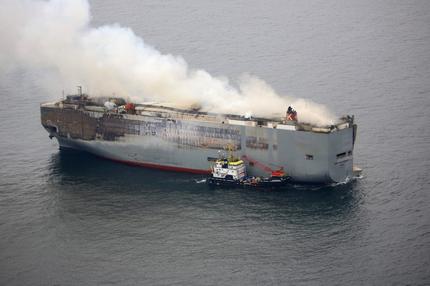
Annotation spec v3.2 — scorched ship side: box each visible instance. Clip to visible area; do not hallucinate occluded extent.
[40,94,358,183]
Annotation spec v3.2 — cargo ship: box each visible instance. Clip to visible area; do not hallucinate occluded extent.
[40,88,358,183]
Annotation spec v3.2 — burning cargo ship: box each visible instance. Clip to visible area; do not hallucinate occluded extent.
[40,89,358,183]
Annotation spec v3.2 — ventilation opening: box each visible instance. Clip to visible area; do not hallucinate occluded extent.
[336,152,346,159]
[305,154,314,160]
[46,125,58,134]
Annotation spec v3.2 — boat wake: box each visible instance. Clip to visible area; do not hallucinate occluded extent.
[329,174,363,187]
[195,179,207,184]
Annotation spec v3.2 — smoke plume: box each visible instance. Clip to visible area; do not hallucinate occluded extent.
[0,0,338,126]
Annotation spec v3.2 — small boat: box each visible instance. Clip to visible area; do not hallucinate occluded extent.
[207,151,291,189]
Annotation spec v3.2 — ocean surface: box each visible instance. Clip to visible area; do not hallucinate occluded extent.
[1,0,430,285]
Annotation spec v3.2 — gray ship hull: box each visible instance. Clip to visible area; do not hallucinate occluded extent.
[41,100,356,183]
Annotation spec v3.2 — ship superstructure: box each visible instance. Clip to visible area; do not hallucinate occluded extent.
[212,158,247,181]
[41,91,358,183]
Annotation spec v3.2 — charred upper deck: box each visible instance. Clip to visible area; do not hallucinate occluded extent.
[41,93,356,152]
[41,94,355,133]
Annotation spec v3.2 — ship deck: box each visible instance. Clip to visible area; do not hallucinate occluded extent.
[41,95,354,134]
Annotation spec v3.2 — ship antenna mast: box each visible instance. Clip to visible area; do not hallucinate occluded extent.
[226,143,237,162]
[77,85,82,98]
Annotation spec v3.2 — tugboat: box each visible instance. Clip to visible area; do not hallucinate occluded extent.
[207,146,291,189]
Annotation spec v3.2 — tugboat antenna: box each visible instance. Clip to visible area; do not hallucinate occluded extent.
[226,143,236,162]
[77,85,82,97]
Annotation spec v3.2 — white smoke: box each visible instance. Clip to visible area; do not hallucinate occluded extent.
[0,0,338,126]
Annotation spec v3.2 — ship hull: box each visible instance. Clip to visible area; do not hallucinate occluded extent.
[56,136,211,174]
[41,103,356,183]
